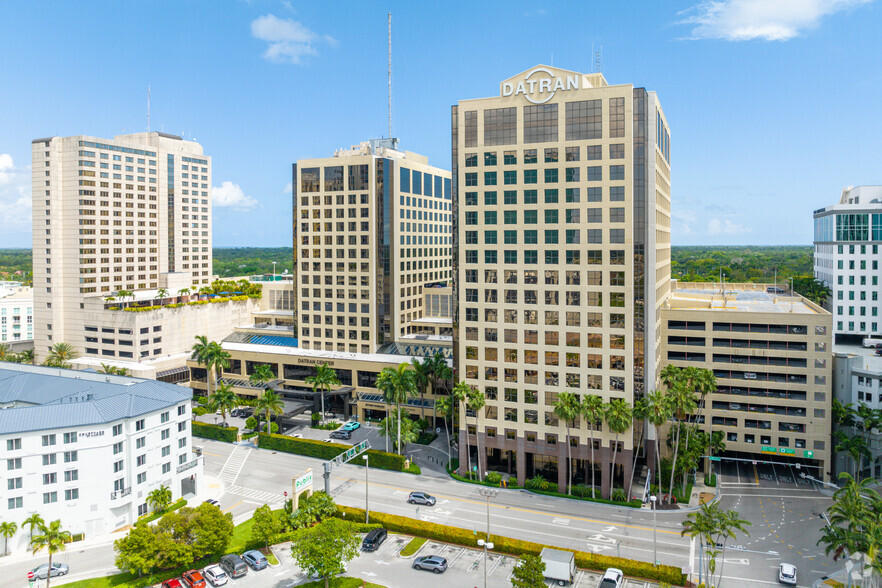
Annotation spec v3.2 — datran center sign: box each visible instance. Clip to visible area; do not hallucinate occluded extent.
[501,67,580,104]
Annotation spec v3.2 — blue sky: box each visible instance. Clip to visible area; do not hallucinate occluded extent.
[1,0,881,249]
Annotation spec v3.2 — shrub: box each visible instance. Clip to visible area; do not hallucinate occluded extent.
[231,295,249,301]
[485,472,502,485]
[192,421,238,443]
[311,413,321,426]
[400,537,427,557]
[270,422,279,434]
[193,406,208,416]
[209,297,231,304]
[167,303,184,308]
[611,488,627,502]
[525,475,554,492]
[245,416,257,430]
[196,396,209,405]
[107,306,120,310]
[571,484,594,498]
[257,432,406,472]
[135,498,187,526]
[188,300,209,306]
[333,505,685,585]
[123,305,161,312]
[704,473,717,487]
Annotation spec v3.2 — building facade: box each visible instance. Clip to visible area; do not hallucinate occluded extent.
[293,139,452,354]
[32,132,213,366]
[0,285,33,343]
[660,282,833,480]
[832,347,882,479]
[452,66,672,496]
[0,364,200,553]
[813,185,882,341]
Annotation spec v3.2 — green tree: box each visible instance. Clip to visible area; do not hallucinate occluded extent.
[255,388,284,433]
[249,363,275,389]
[792,275,831,306]
[511,553,546,588]
[114,523,158,578]
[209,381,239,425]
[376,363,416,455]
[147,484,172,513]
[466,384,487,479]
[290,518,361,588]
[251,504,282,549]
[30,519,71,588]
[291,491,338,529]
[44,342,77,368]
[835,431,870,481]
[411,356,432,422]
[681,502,751,587]
[378,408,421,454]
[305,363,340,426]
[580,394,605,498]
[627,397,650,500]
[605,398,633,498]
[191,336,231,398]
[156,288,169,306]
[663,366,697,498]
[0,343,10,362]
[0,520,16,555]
[435,395,454,470]
[643,389,671,495]
[23,512,45,542]
[553,391,581,495]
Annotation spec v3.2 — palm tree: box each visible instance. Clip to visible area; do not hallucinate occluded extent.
[691,369,718,473]
[580,394,605,498]
[666,374,697,499]
[626,397,650,500]
[98,363,128,376]
[835,431,870,480]
[249,363,276,390]
[0,343,10,361]
[411,357,432,422]
[147,484,172,513]
[605,398,633,498]
[426,351,452,424]
[681,502,751,585]
[553,391,581,495]
[18,348,34,364]
[466,385,486,480]
[376,363,416,455]
[45,342,77,368]
[23,513,45,543]
[855,403,881,480]
[644,389,672,494]
[209,382,239,425]
[0,521,16,555]
[435,395,454,470]
[116,289,133,309]
[156,288,169,306]
[305,363,340,426]
[30,519,71,588]
[178,287,191,299]
[255,389,284,434]
[452,381,474,477]
[191,336,231,399]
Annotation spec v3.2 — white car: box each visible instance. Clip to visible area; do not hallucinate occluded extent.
[203,564,228,586]
[598,567,624,588]
[778,563,797,585]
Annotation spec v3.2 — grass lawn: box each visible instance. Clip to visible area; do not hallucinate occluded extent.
[399,537,427,557]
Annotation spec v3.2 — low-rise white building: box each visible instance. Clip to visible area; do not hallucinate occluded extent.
[0,363,201,553]
[0,285,33,343]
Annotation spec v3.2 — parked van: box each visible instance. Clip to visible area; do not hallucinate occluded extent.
[219,554,248,579]
[863,338,882,348]
[362,528,387,551]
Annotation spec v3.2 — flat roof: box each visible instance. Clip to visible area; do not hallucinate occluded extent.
[0,364,191,434]
[220,341,450,366]
[834,343,882,374]
[669,289,818,315]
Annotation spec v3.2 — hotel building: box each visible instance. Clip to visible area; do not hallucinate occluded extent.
[451,66,672,496]
[813,185,882,341]
[660,282,832,481]
[0,284,33,343]
[0,363,200,553]
[31,132,253,378]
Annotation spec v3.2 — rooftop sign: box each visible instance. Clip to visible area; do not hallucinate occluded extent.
[501,67,580,105]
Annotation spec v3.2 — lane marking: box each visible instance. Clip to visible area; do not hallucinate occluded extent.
[222,500,243,514]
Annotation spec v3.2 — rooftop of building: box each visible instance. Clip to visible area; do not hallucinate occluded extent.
[0,363,191,435]
[814,185,882,215]
[667,281,826,315]
[217,340,452,366]
[0,286,32,300]
[834,343,882,374]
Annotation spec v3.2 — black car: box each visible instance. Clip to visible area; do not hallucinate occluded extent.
[362,528,387,551]
[329,430,351,440]
[239,407,254,418]
[407,491,436,506]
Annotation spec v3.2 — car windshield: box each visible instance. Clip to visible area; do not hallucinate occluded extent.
[599,581,618,588]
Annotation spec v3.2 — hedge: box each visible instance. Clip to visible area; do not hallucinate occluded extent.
[135,498,188,526]
[333,505,685,586]
[257,433,407,472]
[123,305,161,312]
[192,421,239,443]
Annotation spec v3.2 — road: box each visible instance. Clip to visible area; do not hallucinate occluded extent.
[0,426,837,588]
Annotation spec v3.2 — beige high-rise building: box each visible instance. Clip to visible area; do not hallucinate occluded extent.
[452,66,672,496]
[294,139,453,354]
[661,282,832,481]
[31,132,226,373]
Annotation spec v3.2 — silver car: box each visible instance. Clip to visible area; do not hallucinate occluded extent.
[31,563,69,579]
[778,563,797,585]
[408,491,436,506]
[203,564,228,586]
[413,555,447,574]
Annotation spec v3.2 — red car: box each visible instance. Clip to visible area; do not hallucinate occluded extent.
[161,580,183,588]
[181,570,207,588]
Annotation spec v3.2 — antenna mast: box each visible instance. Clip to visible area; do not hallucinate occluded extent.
[387,12,392,139]
[593,45,602,74]
[147,85,151,132]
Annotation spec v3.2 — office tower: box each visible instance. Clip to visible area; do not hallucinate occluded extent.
[451,66,671,496]
[31,132,244,377]
[661,281,832,481]
[293,139,453,354]
[813,185,882,341]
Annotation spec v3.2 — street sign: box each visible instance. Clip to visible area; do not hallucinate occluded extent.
[709,456,721,462]
[295,470,313,493]
[27,571,35,580]
[803,450,814,458]
[284,491,288,497]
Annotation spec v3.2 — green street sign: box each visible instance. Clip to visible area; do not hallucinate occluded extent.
[803,450,814,458]
[709,456,721,462]
[779,448,795,455]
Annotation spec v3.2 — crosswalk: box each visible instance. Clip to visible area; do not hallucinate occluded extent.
[217,445,250,485]
[226,484,286,506]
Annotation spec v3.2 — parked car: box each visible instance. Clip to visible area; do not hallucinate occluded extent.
[778,563,797,585]
[203,564,228,586]
[203,498,220,507]
[598,567,624,588]
[161,580,183,588]
[330,430,352,440]
[408,491,436,506]
[342,421,361,431]
[219,554,248,578]
[241,550,268,570]
[362,528,387,551]
[413,555,447,573]
[30,563,69,579]
[239,407,254,418]
[181,569,207,588]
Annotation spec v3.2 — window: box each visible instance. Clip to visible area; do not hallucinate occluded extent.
[523,104,558,143]
[43,454,56,466]
[64,450,78,463]
[43,472,57,485]
[113,423,123,436]
[135,419,145,431]
[565,99,601,140]
[586,166,601,182]
[65,488,79,501]
[6,438,21,451]
[8,497,22,509]
[42,434,56,446]
[7,477,22,490]
[113,441,124,454]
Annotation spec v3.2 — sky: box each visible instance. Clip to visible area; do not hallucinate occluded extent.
[1,0,881,249]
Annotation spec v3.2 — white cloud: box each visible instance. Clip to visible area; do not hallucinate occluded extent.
[251,14,336,64]
[211,181,259,210]
[707,217,752,235]
[0,154,33,241]
[283,182,292,194]
[680,0,873,41]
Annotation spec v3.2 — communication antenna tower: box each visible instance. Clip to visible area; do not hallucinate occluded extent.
[387,13,392,139]
[147,85,151,132]
[593,45,602,74]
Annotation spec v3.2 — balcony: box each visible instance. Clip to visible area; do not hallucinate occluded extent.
[110,487,132,501]
[177,458,200,474]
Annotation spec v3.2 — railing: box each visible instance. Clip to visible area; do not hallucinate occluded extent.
[177,458,200,474]
[110,487,132,500]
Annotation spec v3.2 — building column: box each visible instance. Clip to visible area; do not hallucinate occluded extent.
[516,436,527,487]
[600,445,612,499]
[458,427,469,476]
[621,448,634,500]
[478,434,488,479]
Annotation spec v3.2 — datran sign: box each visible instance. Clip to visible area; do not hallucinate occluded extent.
[501,67,581,104]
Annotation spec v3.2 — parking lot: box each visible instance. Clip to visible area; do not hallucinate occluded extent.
[716,456,820,489]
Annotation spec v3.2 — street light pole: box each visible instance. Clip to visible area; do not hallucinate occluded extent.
[363,454,369,523]
[477,488,498,588]
[650,494,658,566]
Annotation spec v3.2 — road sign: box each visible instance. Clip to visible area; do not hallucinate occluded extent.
[709,456,721,462]
[27,571,34,580]
[284,491,288,497]
[803,450,814,458]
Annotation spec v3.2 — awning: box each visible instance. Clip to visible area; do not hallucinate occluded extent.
[156,366,190,378]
